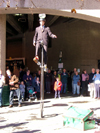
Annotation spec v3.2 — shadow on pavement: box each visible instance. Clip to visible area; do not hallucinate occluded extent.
[68,101,90,103]
[25,115,46,121]
[0,120,6,122]
[0,122,28,129]
[90,107,100,111]
[44,103,68,108]
[13,130,41,133]
[52,103,68,106]
[43,113,59,118]
[13,100,50,107]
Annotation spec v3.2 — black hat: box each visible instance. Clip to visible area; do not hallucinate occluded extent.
[39,18,46,22]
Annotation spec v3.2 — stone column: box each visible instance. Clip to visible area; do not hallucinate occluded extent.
[0,15,6,75]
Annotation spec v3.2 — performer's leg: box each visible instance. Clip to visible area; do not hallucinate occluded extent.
[35,44,40,57]
[43,45,47,64]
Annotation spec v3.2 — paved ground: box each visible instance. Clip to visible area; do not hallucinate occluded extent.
[0,93,100,133]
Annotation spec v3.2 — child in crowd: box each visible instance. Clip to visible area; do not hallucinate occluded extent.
[19,81,25,100]
[34,77,40,99]
[54,77,62,99]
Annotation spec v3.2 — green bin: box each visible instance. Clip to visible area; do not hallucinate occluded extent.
[63,106,95,131]
[2,85,10,106]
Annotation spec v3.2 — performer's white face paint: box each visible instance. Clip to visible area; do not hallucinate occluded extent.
[40,20,45,26]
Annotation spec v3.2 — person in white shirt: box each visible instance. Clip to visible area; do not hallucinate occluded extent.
[92,69,100,99]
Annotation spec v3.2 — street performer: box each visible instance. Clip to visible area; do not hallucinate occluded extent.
[33,14,57,71]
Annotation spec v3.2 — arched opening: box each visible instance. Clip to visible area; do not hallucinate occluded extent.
[6,9,100,73]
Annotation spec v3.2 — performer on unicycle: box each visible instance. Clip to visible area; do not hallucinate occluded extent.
[33,14,57,72]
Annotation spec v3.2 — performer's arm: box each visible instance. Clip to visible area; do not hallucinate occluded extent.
[47,27,57,38]
[33,28,38,46]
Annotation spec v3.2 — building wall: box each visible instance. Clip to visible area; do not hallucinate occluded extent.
[6,40,22,58]
[47,19,100,73]
[6,19,100,73]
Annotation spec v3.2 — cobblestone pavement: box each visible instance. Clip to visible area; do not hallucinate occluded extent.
[0,94,100,133]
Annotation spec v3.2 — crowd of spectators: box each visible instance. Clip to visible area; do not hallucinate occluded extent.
[0,64,100,107]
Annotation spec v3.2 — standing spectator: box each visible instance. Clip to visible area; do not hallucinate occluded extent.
[73,71,80,95]
[23,70,33,88]
[61,69,68,94]
[81,70,89,96]
[32,73,37,88]
[19,67,25,82]
[19,81,25,100]
[71,68,77,94]
[6,70,21,107]
[89,68,96,98]
[9,63,14,73]
[92,69,100,99]
[5,69,10,85]
[0,70,5,107]
[34,77,40,99]
[51,71,58,93]
[13,63,19,78]
[54,77,62,99]
[23,70,33,99]
[45,69,52,93]
[37,70,41,81]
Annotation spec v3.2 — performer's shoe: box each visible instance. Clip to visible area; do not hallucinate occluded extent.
[44,64,48,72]
[37,61,41,67]
[33,56,39,63]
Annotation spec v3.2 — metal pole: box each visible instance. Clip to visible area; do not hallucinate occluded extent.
[40,43,44,118]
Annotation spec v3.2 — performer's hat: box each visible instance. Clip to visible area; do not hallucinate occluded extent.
[39,13,46,22]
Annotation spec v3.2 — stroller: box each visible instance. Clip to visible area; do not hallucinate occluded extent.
[27,86,37,101]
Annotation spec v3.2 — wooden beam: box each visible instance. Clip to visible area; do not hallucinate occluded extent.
[6,27,15,36]
[28,14,34,31]
[6,15,23,33]
[47,16,59,27]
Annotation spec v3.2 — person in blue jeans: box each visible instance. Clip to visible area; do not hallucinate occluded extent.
[0,70,5,107]
[61,69,68,94]
[73,71,80,95]
[92,69,100,99]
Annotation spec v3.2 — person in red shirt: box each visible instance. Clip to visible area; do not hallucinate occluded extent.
[54,77,62,99]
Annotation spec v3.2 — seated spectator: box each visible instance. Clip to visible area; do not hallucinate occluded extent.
[19,81,25,101]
